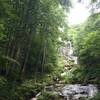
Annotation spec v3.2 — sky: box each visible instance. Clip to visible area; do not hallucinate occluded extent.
[68,0,90,25]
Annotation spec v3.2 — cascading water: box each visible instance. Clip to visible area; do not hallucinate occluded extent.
[59,41,98,100]
[60,84,98,100]
[59,40,78,66]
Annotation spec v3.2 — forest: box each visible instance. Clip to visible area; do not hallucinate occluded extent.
[0,0,100,100]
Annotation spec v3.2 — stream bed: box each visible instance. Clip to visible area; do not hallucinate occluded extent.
[60,84,98,100]
[31,84,98,100]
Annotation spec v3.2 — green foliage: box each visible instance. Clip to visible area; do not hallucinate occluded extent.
[62,66,85,84]
[79,31,100,66]
[0,77,18,100]
[0,0,71,99]
[16,80,44,100]
[72,13,100,84]
[87,93,100,100]
[0,76,9,100]
[37,91,60,100]
[0,0,70,77]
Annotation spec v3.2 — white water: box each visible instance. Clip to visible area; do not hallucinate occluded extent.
[59,41,78,65]
[60,84,98,100]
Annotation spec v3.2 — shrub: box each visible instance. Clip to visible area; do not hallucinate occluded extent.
[88,93,100,100]
[17,80,44,100]
[37,91,60,100]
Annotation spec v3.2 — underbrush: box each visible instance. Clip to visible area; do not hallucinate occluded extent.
[37,91,62,100]
[88,93,100,100]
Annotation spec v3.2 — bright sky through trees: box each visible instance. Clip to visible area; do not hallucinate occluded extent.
[68,1,90,25]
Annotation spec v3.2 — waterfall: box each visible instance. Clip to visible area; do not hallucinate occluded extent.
[59,40,78,64]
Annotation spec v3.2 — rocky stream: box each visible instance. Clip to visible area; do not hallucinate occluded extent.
[31,41,99,100]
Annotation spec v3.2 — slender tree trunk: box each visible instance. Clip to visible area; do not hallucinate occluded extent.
[42,39,46,73]
[21,27,34,78]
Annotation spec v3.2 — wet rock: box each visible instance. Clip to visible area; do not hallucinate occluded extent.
[60,84,98,100]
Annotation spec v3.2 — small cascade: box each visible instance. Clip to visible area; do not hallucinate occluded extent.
[59,40,78,66]
[60,84,98,100]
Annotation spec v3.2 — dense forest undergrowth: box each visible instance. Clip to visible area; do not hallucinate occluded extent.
[0,0,100,100]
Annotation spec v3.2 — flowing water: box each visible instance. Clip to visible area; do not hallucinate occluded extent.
[60,84,98,100]
[59,41,98,100]
[60,41,78,65]
[31,41,98,100]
